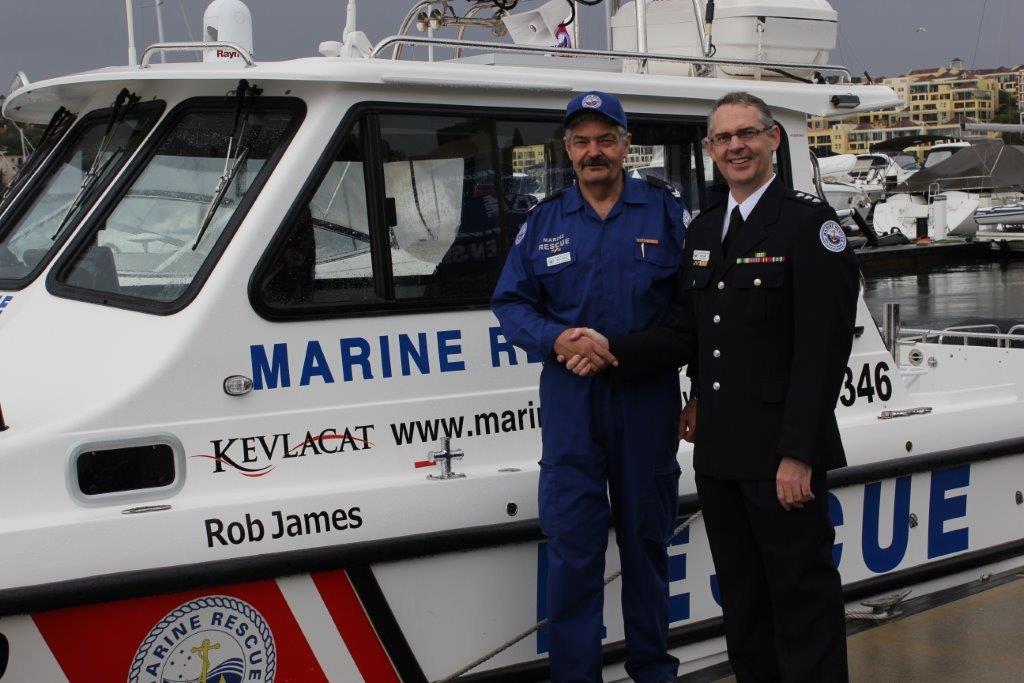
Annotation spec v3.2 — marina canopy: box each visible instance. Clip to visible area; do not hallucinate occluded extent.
[897,140,1024,193]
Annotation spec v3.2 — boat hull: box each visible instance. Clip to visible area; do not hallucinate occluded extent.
[3,448,1024,682]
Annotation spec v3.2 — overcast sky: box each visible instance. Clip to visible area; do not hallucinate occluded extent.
[0,0,1020,83]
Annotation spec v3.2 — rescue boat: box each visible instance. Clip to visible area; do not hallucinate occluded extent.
[1,1,1023,681]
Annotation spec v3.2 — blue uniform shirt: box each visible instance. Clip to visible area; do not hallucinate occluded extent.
[492,175,689,359]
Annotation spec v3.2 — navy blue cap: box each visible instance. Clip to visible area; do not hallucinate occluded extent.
[563,91,628,130]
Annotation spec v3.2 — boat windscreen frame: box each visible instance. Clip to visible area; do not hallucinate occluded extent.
[45,95,306,315]
[248,100,792,322]
[0,100,166,292]
[0,107,76,224]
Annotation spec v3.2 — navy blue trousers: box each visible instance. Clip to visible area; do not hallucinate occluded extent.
[539,365,681,683]
[696,474,848,683]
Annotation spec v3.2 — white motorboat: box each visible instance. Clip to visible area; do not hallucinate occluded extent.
[848,153,918,200]
[1,2,1023,681]
[872,140,1024,240]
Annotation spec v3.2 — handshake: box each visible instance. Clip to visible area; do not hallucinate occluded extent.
[553,327,698,443]
[554,327,618,377]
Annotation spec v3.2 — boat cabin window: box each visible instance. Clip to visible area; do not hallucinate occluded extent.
[48,97,304,312]
[0,101,163,290]
[893,154,920,172]
[0,107,76,223]
[254,107,715,319]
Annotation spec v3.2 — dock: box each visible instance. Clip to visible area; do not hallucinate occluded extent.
[694,565,1024,682]
[855,239,1011,272]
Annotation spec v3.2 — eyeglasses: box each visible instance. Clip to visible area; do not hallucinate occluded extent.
[707,126,774,147]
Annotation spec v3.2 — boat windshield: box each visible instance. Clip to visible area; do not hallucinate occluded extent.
[924,148,959,168]
[0,107,76,219]
[54,98,301,307]
[892,154,920,171]
[0,100,162,287]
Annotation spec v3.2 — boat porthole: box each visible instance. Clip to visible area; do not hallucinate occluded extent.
[905,441,913,452]
[1015,491,1023,505]
[908,513,919,528]
[506,502,518,517]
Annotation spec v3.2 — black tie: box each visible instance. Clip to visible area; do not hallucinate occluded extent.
[723,206,743,255]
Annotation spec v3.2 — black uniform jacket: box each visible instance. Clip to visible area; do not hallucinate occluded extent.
[609,178,860,479]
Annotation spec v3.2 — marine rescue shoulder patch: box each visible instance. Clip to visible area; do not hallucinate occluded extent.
[819,220,847,252]
[514,223,527,245]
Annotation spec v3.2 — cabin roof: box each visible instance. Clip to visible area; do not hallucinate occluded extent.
[4,55,902,124]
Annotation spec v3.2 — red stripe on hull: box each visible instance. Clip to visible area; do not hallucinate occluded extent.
[311,569,401,683]
[31,579,326,681]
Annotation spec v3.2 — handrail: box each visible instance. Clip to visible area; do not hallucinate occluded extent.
[937,324,1000,346]
[139,42,255,68]
[902,326,1024,349]
[394,0,438,60]
[371,35,852,81]
[689,0,713,57]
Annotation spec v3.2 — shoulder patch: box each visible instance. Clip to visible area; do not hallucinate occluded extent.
[819,220,847,252]
[514,223,527,245]
[789,190,824,206]
[645,174,681,197]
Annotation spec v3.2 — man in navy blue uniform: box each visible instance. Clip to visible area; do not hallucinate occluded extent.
[567,92,857,681]
[491,91,689,682]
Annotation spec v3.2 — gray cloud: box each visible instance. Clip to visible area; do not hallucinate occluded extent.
[0,0,1020,83]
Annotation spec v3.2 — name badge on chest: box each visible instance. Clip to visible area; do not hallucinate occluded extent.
[546,251,572,267]
[692,249,711,267]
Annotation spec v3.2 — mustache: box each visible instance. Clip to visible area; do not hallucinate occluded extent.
[582,157,610,167]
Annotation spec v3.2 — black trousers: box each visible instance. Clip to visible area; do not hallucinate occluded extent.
[695,474,848,683]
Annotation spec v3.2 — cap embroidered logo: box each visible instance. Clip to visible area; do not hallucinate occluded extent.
[582,94,602,109]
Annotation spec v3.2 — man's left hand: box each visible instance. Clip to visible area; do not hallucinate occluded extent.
[776,457,814,511]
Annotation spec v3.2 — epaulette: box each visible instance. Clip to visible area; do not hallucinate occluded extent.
[536,188,565,206]
[787,189,825,206]
[645,174,681,198]
[697,195,727,216]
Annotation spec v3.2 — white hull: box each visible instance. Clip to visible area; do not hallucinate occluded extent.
[871,191,1024,239]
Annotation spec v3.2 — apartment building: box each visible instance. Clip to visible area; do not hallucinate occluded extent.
[811,58,1020,157]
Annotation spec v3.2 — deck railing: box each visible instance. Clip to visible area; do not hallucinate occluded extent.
[370,35,853,82]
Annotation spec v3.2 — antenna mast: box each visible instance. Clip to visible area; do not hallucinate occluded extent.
[126,0,138,66]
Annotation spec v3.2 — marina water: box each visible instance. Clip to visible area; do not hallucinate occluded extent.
[863,261,1024,330]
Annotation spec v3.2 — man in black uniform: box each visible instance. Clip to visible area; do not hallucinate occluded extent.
[563,91,858,681]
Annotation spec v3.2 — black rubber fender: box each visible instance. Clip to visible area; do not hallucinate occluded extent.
[0,630,8,679]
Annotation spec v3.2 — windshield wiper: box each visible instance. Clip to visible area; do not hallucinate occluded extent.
[0,106,75,214]
[52,89,139,239]
[193,79,261,250]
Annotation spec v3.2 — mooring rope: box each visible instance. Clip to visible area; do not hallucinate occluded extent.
[434,511,704,683]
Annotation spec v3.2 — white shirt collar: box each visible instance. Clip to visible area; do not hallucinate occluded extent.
[722,174,776,238]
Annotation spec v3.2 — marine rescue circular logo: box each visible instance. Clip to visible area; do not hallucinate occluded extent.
[582,93,602,109]
[819,220,847,252]
[129,595,276,683]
